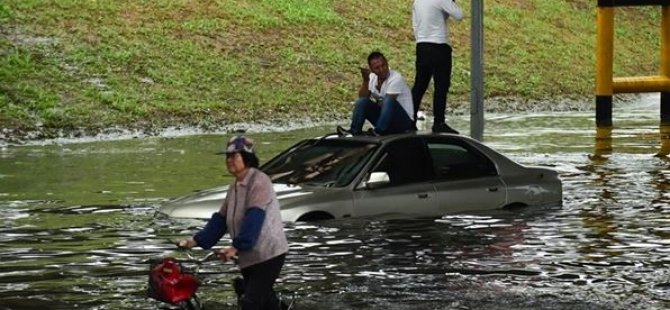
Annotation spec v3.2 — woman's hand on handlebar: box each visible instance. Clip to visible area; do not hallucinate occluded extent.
[216,246,239,262]
[176,238,197,249]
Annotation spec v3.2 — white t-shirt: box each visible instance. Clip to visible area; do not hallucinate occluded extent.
[413,0,464,45]
[368,70,414,121]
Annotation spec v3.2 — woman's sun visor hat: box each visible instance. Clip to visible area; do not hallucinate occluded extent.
[217,135,255,154]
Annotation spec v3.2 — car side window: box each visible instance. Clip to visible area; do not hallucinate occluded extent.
[370,138,433,186]
[427,140,498,181]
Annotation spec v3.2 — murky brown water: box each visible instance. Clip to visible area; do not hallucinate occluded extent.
[1,95,670,309]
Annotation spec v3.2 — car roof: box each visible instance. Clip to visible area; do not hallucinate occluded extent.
[319,131,468,143]
[315,131,526,172]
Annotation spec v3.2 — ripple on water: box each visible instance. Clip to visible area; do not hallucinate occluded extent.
[3,103,670,308]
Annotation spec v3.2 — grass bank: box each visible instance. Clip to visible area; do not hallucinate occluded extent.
[0,0,663,138]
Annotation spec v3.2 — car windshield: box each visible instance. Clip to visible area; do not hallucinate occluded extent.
[262,138,379,187]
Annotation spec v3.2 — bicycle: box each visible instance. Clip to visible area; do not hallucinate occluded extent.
[146,246,295,310]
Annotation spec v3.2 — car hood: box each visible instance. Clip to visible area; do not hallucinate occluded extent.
[157,183,313,219]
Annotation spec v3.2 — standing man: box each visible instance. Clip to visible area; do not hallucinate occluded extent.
[412,0,464,134]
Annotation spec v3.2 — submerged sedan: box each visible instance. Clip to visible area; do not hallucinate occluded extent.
[157,132,562,222]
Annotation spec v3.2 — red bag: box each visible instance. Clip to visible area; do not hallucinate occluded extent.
[147,257,200,304]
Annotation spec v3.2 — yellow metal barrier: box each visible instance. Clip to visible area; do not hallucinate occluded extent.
[612,76,670,94]
[595,1,670,158]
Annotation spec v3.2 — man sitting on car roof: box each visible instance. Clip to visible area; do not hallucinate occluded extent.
[337,51,416,136]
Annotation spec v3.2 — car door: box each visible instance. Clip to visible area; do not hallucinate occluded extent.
[426,137,506,214]
[352,137,438,218]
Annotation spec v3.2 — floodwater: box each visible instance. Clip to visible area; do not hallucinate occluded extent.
[1,94,670,309]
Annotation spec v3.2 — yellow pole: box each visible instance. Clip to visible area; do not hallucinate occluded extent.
[659,6,670,156]
[595,7,614,157]
[662,6,669,78]
[596,7,615,97]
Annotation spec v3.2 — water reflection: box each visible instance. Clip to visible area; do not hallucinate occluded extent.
[2,98,670,309]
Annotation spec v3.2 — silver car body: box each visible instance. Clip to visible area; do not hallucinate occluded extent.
[157,133,562,222]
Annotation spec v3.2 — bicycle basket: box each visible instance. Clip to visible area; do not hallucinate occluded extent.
[147,257,200,304]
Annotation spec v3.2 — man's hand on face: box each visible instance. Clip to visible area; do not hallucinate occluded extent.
[360,67,371,81]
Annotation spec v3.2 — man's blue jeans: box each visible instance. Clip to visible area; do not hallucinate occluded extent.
[350,97,415,135]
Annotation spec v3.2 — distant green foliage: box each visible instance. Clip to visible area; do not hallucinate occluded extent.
[0,0,664,132]
[260,0,340,24]
[219,0,340,27]
[0,3,12,22]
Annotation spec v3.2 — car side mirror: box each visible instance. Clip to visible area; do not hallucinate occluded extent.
[363,171,390,189]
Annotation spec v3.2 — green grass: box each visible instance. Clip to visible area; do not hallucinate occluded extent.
[0,0,664,133]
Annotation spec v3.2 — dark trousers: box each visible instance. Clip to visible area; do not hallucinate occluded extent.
[239,253,286,310]
[412,42,453,125]
[350,97,415,135]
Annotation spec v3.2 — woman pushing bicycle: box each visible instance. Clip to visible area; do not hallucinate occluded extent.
[177,133,289,310]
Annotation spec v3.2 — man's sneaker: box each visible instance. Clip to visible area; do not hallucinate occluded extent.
[416,110,427,121]
[432,122,459,134]
[336,125,352,137]
[365,128,379,136]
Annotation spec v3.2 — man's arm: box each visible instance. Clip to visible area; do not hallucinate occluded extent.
[358,67,371,98]
[383,74,405,101]
[442,0,464,20]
